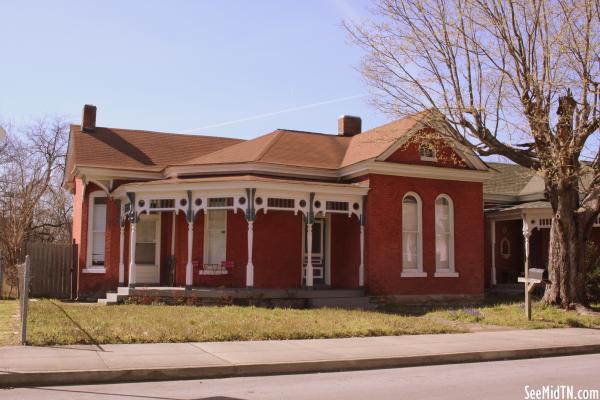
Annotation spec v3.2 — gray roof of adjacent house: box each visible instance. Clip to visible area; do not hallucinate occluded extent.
[483,162,545,203]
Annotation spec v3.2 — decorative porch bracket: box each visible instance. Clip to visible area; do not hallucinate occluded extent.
[245,188,256,288]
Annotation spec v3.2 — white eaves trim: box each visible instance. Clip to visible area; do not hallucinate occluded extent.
[76,167,163,181]
[340,160,493,182]
[112,178,370,198]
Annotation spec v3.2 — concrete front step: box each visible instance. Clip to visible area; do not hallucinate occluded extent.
[97,292,127,305]
[309,296,376,310]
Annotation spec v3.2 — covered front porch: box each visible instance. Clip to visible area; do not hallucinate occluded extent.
[111,176,369,292]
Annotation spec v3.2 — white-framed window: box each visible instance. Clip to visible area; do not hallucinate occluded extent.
[419,143,437,161]
[434,194,458,277]
[85,191,107,272]
[203,210,227,266]
[499,237,511,259]
[401,192,426,277]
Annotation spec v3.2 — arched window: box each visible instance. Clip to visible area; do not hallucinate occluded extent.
[500,237,511,259]
[419,143,437,161]
[435,194,458,277]
[402,192,425,277]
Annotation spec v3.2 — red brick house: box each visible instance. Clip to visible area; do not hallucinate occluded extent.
[483,163,600,288]
[64,105,494,301]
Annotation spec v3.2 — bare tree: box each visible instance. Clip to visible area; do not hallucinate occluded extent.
[346,0,600,308]
[0,118,70,293]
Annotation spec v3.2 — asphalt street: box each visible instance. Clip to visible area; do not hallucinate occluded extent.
[3,354,599,400]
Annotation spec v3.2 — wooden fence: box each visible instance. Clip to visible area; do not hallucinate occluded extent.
[23,241,75,299]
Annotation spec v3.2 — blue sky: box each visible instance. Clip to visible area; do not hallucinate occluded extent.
[0,0,388,139]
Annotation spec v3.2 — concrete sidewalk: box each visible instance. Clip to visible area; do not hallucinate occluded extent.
[2,328,600,388]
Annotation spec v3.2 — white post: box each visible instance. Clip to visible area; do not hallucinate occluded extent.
[306,223,314,287]
[522,219,532,320]
[128,222,137,288]
[359,225,365,287]
[118,225,125,286]
[246,220,254,287]
[171,211,176,256]
[490,219,497,286]
[186,221,193,290]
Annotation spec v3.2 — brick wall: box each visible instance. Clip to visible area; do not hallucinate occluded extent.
[363,174,485,295]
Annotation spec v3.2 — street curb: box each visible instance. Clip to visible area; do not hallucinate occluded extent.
[2,343,600,388]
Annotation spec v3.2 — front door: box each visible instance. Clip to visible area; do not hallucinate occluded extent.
[303,217,326,285]
[135,213,160,285]
[205,210,227,266]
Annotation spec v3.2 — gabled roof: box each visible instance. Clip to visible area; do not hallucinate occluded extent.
[65,124,243,179]
[181,129,351,170]
[341,111,428,167]
[483,162,540,196]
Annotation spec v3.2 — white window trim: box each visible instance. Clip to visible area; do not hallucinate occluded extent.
[419,144,437,162]
[86,191,107,270]
[434,194,458,277]
[203,210,228,267]
[401,192,425,278]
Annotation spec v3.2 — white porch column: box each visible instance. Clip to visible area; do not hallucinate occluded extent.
[186,221,193,290]
[490,219,497,286]
[171,211,176,256]
[359,224,365,287]
[306,223,314,287]
[118,225,125,286]
[522,219,532,320]
[246,220,254,287]
[128,222,137,288]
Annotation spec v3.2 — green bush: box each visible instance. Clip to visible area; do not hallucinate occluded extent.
[585,241,600,303]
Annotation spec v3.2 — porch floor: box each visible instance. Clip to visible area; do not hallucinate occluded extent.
[99,286,374,309]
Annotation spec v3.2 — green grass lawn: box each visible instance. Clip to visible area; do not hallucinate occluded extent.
[0,300,19,346]
[385,299,600,330]
[25,300,464,346]
[16,298,600,346]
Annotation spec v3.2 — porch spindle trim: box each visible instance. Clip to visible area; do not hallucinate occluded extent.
[522,217,532,320]
[118,224,125,286]
[186,221,193,290]
[359,224,365,287]
[128,221,137,288]
[245,188,256,288]
[306,222,314,287]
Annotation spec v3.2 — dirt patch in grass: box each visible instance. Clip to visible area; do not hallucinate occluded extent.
[26,300,465,346]
[0,300,19,346]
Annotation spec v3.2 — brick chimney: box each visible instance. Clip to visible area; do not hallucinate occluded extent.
[338,115,361,136]
[82,104,97,132]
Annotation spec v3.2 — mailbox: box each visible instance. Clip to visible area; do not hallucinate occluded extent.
[528,268,545,282]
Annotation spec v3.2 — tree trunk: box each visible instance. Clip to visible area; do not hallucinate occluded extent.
[542,186,589,307]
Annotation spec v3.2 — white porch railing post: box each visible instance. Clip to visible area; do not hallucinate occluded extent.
[186,221,193,290]
[118,225,125,286]
[522,218,532,320]
[306,223,314,287]
[246,220,254,287]
[490,219,496,286]
[128,222,137,288]
[359,224,365,287]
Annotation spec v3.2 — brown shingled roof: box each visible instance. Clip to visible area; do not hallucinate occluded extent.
[182,129,351,170]
[341,110,428,167]
[65,124,243,179]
